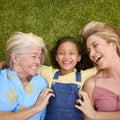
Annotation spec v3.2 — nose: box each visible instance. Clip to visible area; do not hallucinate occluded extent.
[35,58,41,65]
[89,49,96,60]
[63,53,70,58]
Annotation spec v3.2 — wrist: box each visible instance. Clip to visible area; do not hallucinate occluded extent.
[93,111,100,120]
[90,110,97,120]
[32,105,42,113]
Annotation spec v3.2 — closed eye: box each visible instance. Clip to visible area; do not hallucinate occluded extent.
[93,43,98,48]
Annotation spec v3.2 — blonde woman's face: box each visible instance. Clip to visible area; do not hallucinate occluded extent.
[86,34,116,69]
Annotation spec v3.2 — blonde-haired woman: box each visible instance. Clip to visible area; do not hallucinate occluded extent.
[75,21,120,120]
[0,32,54,120]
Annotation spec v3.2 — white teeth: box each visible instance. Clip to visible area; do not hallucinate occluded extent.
[31,66,37,70]
[95,55,102,62]
[63,61,71,64]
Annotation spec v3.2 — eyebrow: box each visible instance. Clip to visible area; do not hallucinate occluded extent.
[91,41,97,46]
[87,41,97,50]
[31,52,42,55]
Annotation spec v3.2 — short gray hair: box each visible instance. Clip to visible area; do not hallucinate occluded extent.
[6,32,48,68]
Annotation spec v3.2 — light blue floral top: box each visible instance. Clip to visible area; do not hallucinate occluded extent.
[0,69,48,120]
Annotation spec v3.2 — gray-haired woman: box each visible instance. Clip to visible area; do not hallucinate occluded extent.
[0,32,54,120]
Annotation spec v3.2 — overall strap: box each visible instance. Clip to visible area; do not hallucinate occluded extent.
[53,71,81,82]
[53,71,60,79]
[76,72,81,82]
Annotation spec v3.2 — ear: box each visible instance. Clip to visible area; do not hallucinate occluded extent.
[77,55,81,62]
[55,55,58,62]
[110,41,117,50]
[11,53,20,65]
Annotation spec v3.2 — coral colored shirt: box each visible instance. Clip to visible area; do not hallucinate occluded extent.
[93,84,120,111]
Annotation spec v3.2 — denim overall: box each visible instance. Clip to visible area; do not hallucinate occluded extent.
[44,71,83,120]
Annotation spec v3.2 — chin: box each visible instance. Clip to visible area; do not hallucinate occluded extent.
[29,72,37,76]
[96,65,105,70]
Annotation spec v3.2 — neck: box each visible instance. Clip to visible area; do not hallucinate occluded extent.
[12,67,32,87]
[19,74,32,87]
[60,69,74,75]
[101,63,120,79]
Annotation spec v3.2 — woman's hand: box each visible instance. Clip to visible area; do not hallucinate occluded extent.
[35,88,55,111]
[75,91,96,119]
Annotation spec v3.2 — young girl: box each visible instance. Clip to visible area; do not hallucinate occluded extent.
[38,36,97,120]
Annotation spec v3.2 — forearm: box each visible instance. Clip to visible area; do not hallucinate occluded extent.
[0,88,54,120]
[93,111,120,120]
[0,106,41,120]
[84,116,92,120]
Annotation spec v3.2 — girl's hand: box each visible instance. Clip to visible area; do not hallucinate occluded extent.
[0,61,8,69]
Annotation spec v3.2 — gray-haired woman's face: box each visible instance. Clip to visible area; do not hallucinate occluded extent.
[13,45,42,77]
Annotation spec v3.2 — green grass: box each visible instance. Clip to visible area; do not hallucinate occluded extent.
[1,0,120,66]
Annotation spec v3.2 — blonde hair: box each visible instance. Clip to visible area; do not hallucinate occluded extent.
[80,21,120,56]
[6,32,48,68]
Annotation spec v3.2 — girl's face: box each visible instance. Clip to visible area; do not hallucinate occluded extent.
[86,34,116,69]
[56,41,81,75]
[12,45,42,78]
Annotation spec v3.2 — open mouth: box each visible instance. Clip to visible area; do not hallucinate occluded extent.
[95,55,102,63]
[31,66,38,70]
[63,61,71,65]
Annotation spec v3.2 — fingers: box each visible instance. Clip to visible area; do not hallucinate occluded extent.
[40,88,54,97]
[75,91,89,110]
[35,88,55,108]
[78,91,89,102]
[42,88,55,98]
[38,88,55,102]
[75,99,82,110]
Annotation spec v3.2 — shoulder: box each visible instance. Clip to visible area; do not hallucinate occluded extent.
[32,74,48,87]
[37,65,52,73]
[0,68,9,78]
[0,69,7,83]
[83,76,95,92]
[37,65,57,75]
[37,65,59,81]
[83,69,104,90]
[84,76,95,86]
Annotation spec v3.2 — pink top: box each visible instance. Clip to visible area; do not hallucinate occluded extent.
[92,82,120,111]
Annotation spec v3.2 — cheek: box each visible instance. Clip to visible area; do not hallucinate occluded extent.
[20,63,27,68]
[55,55,58,61]
[77,55,81,62]
[56,55,62,61]
[86,41,90,49]
[89,54,93,61]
